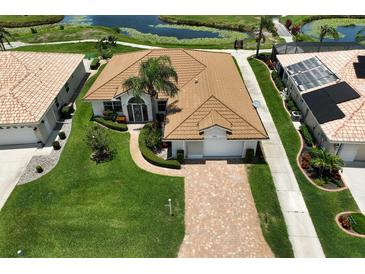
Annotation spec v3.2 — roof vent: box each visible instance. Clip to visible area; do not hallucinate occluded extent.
[252,100,261,109]
[195,78,199,84]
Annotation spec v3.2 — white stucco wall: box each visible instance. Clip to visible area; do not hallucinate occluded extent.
[171,140,184,158]
[92,101,104,116]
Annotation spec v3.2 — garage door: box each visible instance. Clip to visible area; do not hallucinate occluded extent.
[355,146,365,161]
[204,139,244,158]
[0,127,39,146]
[186,141,203,159]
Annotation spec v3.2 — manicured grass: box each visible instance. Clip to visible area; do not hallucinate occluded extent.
[249,57,365,257]
[0,15,64,27]
[0,65,185,258]
[12,42,140,58]
[350,213,365,235]
[160,15,260,32]
[247,162,293,258]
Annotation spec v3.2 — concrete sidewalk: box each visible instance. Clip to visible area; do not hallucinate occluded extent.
[231,51,324,258]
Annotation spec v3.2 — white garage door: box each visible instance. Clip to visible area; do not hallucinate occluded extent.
[186,141,204,159]
[355,145,365,161]
[0,127,39,146]
[203,139,244,158]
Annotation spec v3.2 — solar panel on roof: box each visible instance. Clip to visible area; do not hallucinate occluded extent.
[287,57,321,74]
[302,81,359,124]
[357,55,365,63]
[354,62,365,79]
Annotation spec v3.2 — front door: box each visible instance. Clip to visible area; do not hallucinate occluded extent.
[133,105,143,122]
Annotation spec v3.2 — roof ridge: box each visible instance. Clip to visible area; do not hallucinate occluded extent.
[164,94,216,139]
[198,109,232,131]
[182,49,207,70]
[84,50,151,100]
[210,95,268,138]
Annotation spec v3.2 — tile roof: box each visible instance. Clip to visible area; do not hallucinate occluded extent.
[198,109,232,132]
[0,51,84,125]
[277,50,365,143]
[84,49,267,140]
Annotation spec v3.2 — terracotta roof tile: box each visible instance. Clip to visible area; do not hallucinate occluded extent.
[0,51,84,125]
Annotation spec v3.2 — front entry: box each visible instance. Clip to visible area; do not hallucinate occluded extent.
[127,97,149,122]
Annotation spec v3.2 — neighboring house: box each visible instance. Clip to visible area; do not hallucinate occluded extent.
[0,51,86,146]
[84,49,268,159]
[276,49,365,162]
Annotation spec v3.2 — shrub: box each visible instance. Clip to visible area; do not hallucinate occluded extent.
[299,124,315,146]
[52,141,61,150]
[101,50,113,59]
[90,58,100,70]
[285,98,299,112]
[61,104,74,118]
[35,165,43,173]
[139,126,181,169]
[94,117,128,131]
[85,125,113,163]
[102,109,117,121]
[291,25,300,35]
[58,131,66,140]
[313,178,326,187]
[271,70,285,91]
[339,214,352,230]
[176,150,184,164]
[285,19,292,29]
[59,25,64,30]
[30,27,37,34]
[112,26,121,33]
[245,149,255,163]
[350,213,365,235]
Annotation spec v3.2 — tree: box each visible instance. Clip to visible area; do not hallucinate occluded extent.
[85,125,113,163]
[95,36,117,58]
[123,56,178,99]
[0,27,13,51]
[310,147,344,178]
[256,16,274,57]
[319,25,339,43]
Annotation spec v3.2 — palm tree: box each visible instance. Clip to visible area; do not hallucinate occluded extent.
[0,27,13,51]
[310,147,344,178]
[256,16,274,57]
[319,25,339,43]
[123,55,178,101]
[95,36,117,57]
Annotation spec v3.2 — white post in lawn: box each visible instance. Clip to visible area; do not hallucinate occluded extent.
[165,198,173,216]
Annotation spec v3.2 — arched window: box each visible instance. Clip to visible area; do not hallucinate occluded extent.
[127,97,148,122]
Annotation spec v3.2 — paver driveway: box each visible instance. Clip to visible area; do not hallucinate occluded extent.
[178,160,273,258]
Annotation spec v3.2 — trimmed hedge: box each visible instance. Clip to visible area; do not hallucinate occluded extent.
[299,124,315,146]
[94,117,128,132]
[90,58,100,70]
[271,70,285,91]
[139,126,181,170]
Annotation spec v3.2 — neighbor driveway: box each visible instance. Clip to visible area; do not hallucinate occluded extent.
[0,145,36,209]
[342,167,365,213]
[178,160,273,258]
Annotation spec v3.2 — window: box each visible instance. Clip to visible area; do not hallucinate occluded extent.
[103,100,122,112]
[55,97,60,108]
[157,100,167,112]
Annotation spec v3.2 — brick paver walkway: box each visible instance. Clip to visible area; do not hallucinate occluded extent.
[178,161,273,258]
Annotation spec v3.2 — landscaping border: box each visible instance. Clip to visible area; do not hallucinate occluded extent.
[260,57,347,193]
[335,212,365,238]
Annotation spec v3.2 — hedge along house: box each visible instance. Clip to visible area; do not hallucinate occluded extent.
[84,49,268,159]
[0,51,86,146]
[276,49,365,163]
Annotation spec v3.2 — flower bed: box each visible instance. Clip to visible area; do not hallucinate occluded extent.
[94,117,128,132]
[139,124,181,170]
[336,212,365,238]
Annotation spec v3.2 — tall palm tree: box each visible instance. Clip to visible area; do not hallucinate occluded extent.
[256,16,274,57]
[319,25,339,43]
[0,27,13,51]
[310,147,344,177]
[123,56,178,100]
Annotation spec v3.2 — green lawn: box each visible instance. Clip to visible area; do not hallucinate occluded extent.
[249,58,365,257]
[0,65,185,258]
[247,162,293,258]
[12,42,140,58]
[0,15,64,27]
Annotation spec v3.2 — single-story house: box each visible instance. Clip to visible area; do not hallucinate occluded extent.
[0,51,86,146]
[276,49,365,162]
[84,49,268,159]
